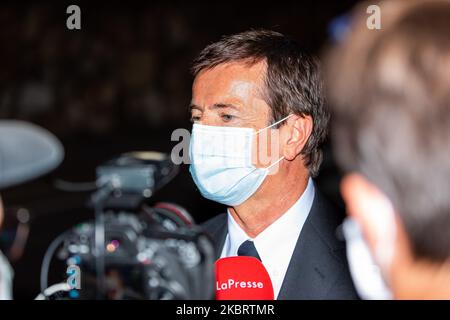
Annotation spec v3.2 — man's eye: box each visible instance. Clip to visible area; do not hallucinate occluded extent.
[190,116,201,123]
[221,114,234,122]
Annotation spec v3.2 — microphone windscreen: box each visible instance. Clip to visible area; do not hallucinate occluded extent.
[215,256,274,300]
[0,121,64,189]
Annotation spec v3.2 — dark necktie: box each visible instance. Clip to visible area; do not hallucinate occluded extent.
[237,240,261,261]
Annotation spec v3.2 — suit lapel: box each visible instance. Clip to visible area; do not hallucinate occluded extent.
[209,214,228,260]
[277,191,345,299]
[277,220,339,299]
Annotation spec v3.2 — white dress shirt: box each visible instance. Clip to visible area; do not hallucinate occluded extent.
[220,177,315,298]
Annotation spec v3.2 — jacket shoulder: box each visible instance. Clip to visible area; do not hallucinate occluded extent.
[200,213,228,259]
[309,189,346,252]
[309,190,358,299]
[201,213,227,234]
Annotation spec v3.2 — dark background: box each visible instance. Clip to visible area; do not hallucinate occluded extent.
[0,0,359,299]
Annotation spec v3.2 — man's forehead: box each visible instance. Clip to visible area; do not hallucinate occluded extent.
[196,59,266,79]
[192,60,266,105]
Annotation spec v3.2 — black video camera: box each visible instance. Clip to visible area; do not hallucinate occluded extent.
[38,152,215,300]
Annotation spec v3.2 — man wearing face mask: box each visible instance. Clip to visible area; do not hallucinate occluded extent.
[326,0,450,299]
[0,121,64,299]
[189,30,358,299]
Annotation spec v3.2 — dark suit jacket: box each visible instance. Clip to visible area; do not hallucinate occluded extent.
[202,189,359,299]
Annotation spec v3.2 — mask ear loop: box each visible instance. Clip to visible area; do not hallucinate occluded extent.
[252,114,293,172]
[254,114,294,134]
[264,155,285,176]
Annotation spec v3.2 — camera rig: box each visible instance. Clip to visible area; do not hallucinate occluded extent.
[38,152,215,300]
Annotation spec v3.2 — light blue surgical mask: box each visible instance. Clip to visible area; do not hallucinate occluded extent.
[189,115,292,206]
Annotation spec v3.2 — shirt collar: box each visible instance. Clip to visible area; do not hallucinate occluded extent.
[226,177,315,258]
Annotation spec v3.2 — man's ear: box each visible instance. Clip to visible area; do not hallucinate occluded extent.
[282,115,313,161]
[341,174,391,247]
[341,173,399,270]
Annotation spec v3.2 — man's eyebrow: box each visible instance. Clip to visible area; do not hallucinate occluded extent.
[189,103,240,111]
[189,103,203,112]
[210,103,239,110]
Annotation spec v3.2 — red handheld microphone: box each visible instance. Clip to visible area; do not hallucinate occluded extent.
[215,256,274,300]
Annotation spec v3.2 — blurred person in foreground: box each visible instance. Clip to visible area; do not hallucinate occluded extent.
[326,0,450,299]
[0,121,63,299]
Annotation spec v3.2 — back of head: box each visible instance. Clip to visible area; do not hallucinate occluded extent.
[326,0,450,263]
